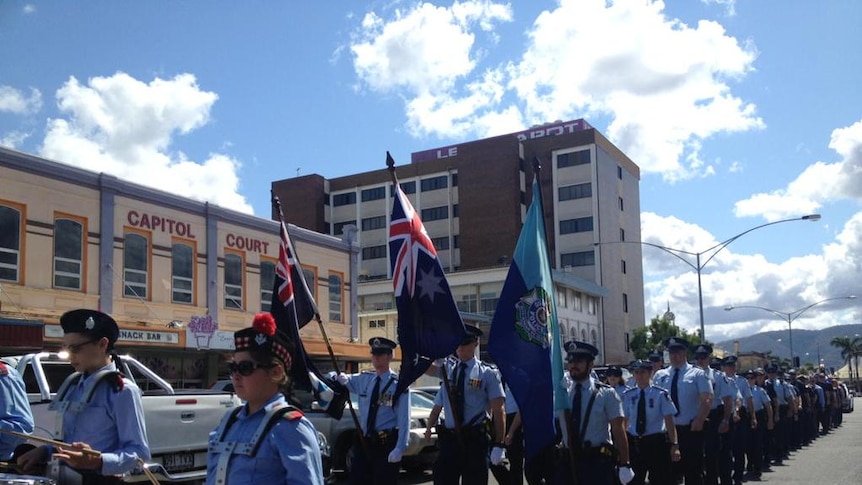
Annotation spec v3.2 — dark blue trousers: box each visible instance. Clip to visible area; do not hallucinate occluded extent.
[433,428,491,485]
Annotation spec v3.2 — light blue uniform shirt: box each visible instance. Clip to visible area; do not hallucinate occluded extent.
[435,358,504,428]
[708,368,735,409]
[55,362,150,475]
[654,363,712,425]
[733,375,752,410]
[0,363,34,460]
[206,393,323,485]
[563,377,623,446]
[343,369,410,451]
[814,383,825,407]
[504,384,519,415]
[622,385,676,436]
[768,379,788,405]
[750,385,771,412]
[614,384,629,399]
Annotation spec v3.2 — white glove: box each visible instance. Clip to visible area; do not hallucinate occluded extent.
[618,466,635,484]
[490,446,506,466]
[335,373,349,385]
[388,448,403,463]
[560,374,573,390]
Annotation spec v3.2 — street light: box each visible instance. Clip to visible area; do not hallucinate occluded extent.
[595,214,821,341]
[724,295,856,366]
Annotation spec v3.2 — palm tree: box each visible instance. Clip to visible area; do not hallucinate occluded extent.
[831,336,862,383]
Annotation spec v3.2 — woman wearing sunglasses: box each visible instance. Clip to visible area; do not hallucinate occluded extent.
[206,313,323,485]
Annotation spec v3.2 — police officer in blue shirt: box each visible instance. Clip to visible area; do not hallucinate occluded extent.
[431,325,506,485]
[605,366,628,398]
[555,340,633,485]
[622,360,680,485]
[653,337,712,485]
[207,313,323,485]
[18,309,150,485]
[0,357,34,463]
[336,337,409,485]
[745,369,772,481]
[695,348,733,485]
[722,356,754,485]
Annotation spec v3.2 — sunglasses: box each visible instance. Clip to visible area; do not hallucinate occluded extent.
[63,339,98,354]
[228,360,275,377]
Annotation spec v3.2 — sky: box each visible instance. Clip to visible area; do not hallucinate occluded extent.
[1,0,860,346]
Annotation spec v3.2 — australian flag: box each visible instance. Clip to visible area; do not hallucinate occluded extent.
[271,218,348,419]
[389,180,467,400]
[488,172,566,463]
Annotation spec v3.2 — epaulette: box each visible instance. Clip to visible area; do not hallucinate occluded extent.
[596,382,611,389]
[107,371,125,392]
[0,361,7,376]
[622,387,637,395]
[653,386,669,396]
[282,409,304,421]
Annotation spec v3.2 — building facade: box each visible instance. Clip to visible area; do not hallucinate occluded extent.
[272,119,644,363]
[0,147,367,387]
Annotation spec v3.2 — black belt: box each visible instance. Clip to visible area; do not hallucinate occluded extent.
[363,428,398,447]
[627,432,666,442]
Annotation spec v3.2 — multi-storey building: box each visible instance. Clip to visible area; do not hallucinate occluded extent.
[0,147,367,387]
[272,119,644,363]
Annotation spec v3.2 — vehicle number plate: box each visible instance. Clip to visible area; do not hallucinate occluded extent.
[163,452,195,471]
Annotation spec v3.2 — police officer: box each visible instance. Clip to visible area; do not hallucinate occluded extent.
[648,349,665,375]
[695,349,732,485]
[0,357,34,463]
[721,356,754,485]
[622,360,680,485]
[18,309,150,485]
[763,363,786,466]
[336,337,409,485]
[606,366,628,398]
[745,369,772,481]
[206,313,323,485]
[555,340,633,485]
[431,325,506,485]
[653,337,712,485]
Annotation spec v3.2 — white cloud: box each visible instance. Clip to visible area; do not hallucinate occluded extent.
[23,4,36,14]
[39,72,253,214]
[0,85,43,114]
[351,0,762,179]
[734,118,862,220]
[701,0,736,16]
[641,210,861,343]
[0,131,30,149]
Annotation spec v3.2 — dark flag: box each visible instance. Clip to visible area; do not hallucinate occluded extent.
[389,182,467,400]
[488,172,566,462]
[271,219,348,419]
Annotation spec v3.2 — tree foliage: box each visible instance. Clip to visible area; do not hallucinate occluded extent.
[830,335,862,380]
[630,314,708,360]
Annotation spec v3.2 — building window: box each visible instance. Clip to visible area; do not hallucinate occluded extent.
[569,326,577,340]
[361,186,386,202]
[623,293,629,313]
[559,217,593,234]
[457,294,477,313]
[591,329,598,347]
[53,217,84,290]
[392,181,416,196]
[124,232,149,299]
[581,329,587,341]
[573,292,583,312]
[618,166,623,179]
[329,272,343,323]
[559,183,592,201]
[0,203,23,282]
[453,235,460,249]
[452,204,459,218]
[362,245,387,260]
[620,228,626,241]
[302,266,317,300]
[260,260,275,312]
[171,242,194,304]
[332,192,356,206]
[587,297,596,315]
[625,332,631,352]
[361,215,387,231]
[557,288,567,308]
[451,173,459,186]
[480,292,498,315]
[421,206,448,222]
[621,259,627,274]
[369,319,385,328]
[224,252,244,310]
[431,236,450,250]
[420,175,448,192]
[557,150,591,168]
[618,197,624,211]
[332,221,354,236]
[560,251,595,268]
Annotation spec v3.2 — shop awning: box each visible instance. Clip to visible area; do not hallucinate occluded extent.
[0,317,44,351]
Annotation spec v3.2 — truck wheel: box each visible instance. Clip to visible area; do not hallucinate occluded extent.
[333,433,354,477]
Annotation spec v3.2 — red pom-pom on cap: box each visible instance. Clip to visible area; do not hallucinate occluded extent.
[252,313,277,336]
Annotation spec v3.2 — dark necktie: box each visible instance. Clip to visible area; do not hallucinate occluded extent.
[455,363,467,424]
[636,388,647,435]
[571,383,583,446]
[366,375,381,434]
[671,368,680,416]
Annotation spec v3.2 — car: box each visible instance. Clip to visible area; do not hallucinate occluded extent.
[591,364,634,383]
[412,385,441,398]
[839,383,854,413]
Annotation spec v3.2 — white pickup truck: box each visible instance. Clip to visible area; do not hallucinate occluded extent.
[8,352,243,484]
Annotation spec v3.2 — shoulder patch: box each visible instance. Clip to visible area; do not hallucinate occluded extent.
[0,362,7,375]
[282,409,304,421]
[108,371,125,392]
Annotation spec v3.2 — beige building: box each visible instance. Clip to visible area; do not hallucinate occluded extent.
[0,146,367,387]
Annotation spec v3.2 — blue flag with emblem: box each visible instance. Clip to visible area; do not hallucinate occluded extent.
[389,176,467,401]
[488,170,566,463]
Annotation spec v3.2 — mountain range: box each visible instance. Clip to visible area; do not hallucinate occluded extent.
[716,324,862,371]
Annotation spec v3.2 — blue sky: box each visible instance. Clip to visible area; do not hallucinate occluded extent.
[1,0,860,345]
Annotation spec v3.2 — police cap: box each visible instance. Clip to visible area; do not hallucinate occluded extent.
[60,309,119,346]
[369,337,397,355]
[663,337,690,351]
[564,340,599,362]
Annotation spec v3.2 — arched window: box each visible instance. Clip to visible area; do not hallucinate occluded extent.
[224,253,244,310]
[172,243,194,304]
[581,329,587,342]
[591,329,598,347]
[54,218,84,290]
[569,326,577,340]
[0,205,22,282]
[260,260,275,312]
[124,233,149,298]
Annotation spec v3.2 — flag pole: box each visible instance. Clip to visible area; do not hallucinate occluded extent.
[270,193,369,460]
[533,158,579,483]
[386,152,465,449]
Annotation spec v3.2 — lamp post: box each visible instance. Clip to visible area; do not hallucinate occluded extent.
[724,295,856,366]
[595,214,820,342]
